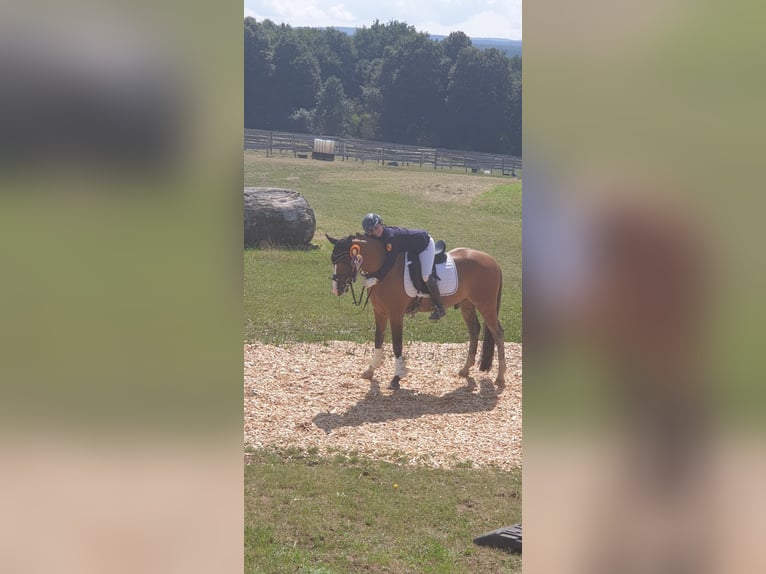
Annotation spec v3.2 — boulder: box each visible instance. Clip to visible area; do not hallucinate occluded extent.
[244,187,316,247]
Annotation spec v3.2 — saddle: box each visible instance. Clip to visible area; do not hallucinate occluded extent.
[406,239,447,294]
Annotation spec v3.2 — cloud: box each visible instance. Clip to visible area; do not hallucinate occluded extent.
[421,9,521,40]
[243,0,522,40]
[329,4,356,24]
[244,1,359,27]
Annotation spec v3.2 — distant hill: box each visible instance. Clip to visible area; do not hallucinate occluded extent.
[332,26,521,58]
[461,37,522,58]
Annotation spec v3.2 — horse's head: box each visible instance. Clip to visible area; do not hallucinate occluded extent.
[326,233,360,296]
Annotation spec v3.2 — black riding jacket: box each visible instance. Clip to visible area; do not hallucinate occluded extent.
[370,226,429,280]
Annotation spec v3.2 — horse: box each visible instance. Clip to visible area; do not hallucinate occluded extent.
[327,233,506,390]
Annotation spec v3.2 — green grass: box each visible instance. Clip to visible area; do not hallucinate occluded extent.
[244,152,521,344]
[473,182,522,218]
[245,448,522,573]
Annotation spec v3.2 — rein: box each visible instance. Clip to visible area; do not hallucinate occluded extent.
[348,281,371,308]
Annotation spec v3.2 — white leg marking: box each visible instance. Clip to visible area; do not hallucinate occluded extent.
[363,348,383,379]
[394,356,408,378]
[371,348,383,369]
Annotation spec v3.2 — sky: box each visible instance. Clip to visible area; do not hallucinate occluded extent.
[243,0,521,41]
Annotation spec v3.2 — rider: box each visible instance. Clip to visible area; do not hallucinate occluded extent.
[361,213,446,320]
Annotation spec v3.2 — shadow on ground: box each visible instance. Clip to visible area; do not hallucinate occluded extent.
[313,376,502,434]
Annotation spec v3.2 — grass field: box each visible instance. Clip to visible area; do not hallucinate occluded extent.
[245,448,521,573]
[244,151,522,573]
[244,151,521,345]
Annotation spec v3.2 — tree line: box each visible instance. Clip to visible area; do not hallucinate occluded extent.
[244,18,521,157]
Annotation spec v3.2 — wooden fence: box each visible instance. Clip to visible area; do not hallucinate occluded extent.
[244,129,522,176]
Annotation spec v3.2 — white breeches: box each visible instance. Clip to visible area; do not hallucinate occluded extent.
[418,237,436,282]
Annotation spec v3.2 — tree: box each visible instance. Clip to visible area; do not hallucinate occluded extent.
[244,18,274,128]
[242,18,521,156]
[444,47,483,149]
[353,20,419,62]
[377,33,445,145]
[477,48,514,154]
[313,76,350,136]
[270,33,321,131]
[348,84,383,140]
[442,31,472,62]
[310,28,358,99]
[507,59,522,156]
[445,47,516,154]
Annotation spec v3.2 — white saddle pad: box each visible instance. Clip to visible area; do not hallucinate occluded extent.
[403,253,458,298]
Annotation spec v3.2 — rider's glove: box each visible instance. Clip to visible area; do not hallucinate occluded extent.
[363,276,379,288]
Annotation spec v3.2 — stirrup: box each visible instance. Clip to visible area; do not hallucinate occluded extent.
[429,307,446,321]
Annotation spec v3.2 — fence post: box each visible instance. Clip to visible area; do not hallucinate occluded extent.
[434,150,437,170]
[268,132,273,157]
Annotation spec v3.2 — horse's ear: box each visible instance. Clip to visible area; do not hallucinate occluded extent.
[325,233,338,245]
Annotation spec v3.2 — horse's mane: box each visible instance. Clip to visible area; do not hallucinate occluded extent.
[334,232,365,242]
[353,233,386,250]
[341,232,382,243]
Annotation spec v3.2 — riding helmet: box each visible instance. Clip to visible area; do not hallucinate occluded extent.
[362,213,382,233]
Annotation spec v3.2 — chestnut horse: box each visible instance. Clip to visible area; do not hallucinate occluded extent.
[327,233,506,390]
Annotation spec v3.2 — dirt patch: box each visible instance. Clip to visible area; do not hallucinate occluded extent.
[244,341,522,471]
[343,169,505,204]
[388,176,504,204]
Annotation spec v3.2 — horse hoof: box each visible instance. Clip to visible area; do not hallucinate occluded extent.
[388,376,400,390]
[458,368,470,378]
[361,370,374,380]
[495,376,506,387]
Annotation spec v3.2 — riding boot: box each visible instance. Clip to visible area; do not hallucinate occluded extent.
[426,275,446,320]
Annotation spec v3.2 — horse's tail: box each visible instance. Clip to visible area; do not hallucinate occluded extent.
[479,269,503,372]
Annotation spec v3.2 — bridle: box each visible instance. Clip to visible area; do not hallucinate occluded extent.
[331,243,370,308]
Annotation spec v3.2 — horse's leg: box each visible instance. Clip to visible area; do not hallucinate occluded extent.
[388,314,407,389]
[477,302,507,386]
[362,309,388,379]
[494,326,507,386]
[459,302,481,378]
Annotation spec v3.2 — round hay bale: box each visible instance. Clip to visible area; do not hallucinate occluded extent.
[244,187,316,247]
